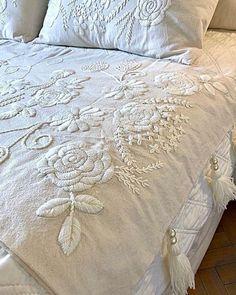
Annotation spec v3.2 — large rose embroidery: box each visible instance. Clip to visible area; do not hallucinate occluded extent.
[136,0,171,26]
[37,142,114,192]
[154,72,200,96]
[113,101,161,139]
[113,98,190,161]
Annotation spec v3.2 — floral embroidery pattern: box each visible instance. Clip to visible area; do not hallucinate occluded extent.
[154,72,200,96]
[48,0,171,45]
[105,79,148,100]
[113,97,191,156]
[28,77,90,108]
[37,143,114,192]
[1,56,228,255]
[154,71,229,97]
[50,106,105,133]
[37,142,114,255]
[136,0,171,26]
[0,70,89,118]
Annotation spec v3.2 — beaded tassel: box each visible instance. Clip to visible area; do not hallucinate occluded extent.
[206,155,236,210]
[166,229,195,295]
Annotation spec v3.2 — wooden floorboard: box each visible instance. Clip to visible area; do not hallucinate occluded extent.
[188,201,236,294]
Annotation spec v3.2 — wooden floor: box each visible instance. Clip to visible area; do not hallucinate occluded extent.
[189,201,236,295]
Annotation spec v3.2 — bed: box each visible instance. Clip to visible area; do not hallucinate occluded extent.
[0,29,236,295]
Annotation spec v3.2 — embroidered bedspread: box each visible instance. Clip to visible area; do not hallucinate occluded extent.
[0,31,236,295]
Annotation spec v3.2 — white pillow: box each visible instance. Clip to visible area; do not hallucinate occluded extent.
[38,0,219,64]
[0,0,48,42]
[210,0,236,30]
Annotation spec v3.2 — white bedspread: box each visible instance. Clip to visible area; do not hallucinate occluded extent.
[0,30,236,295]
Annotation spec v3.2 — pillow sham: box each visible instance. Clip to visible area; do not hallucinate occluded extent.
[210,0,236,30]
[0,0,48,42]
[38,0,219,64]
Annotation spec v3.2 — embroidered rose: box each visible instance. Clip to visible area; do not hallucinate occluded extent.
[50,106,105,133]
[28,78,89,107]
[154,72,200,96]
[136,0,171,26]
[113,102,161,144]
[38,143,114,192]
[105,79,148,100]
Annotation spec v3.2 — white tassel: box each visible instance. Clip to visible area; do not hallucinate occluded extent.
[166,229,195,295]
[206,155,236,210]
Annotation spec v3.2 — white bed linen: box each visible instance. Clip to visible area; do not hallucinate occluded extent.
[0,30,236,295]
[0,130,234,295]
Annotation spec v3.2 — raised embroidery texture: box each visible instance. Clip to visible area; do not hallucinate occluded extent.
[50,106,105,133]
[136,0,171,26]
[154,72,200,96]
[47,0,171,45]
[37,142,114,192]
[37,142,114,255]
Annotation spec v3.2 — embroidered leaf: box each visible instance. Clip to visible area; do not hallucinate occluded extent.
[213,82,228,94]
[204,83,215,95]
[0,109,19,120]
[58,214,81,256]
[36,198,70,217]
[75,195,104,214]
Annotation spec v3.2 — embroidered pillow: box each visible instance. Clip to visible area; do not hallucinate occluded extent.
[210,0,236,30]
[38,0,219,64]
[0,0,48,42]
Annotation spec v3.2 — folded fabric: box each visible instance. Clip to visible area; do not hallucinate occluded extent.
[0,0,48,42]
[210,0,236,31]
[38,0,219,64]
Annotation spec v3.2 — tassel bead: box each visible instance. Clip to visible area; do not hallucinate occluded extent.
[206,155,236,210]
[169,228,176,238]
[171,237,177,245]
[166,228,195,295]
